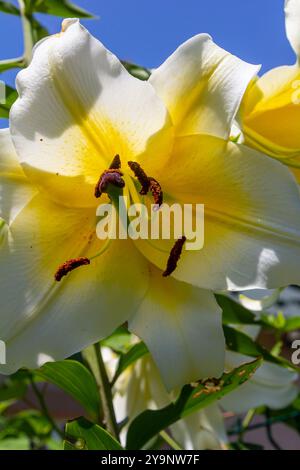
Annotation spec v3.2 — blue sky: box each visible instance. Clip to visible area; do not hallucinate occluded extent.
[0,0,296,126]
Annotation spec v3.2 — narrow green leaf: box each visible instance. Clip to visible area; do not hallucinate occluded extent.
[0,58,24,73]
[0,85,18,118]
[112,342,149,385]
[122,61,151,80]
[0,1,20,15]
[35,360,100,421]
[64,417,123,450]
[31,0,93,18]
[223,325,300,372]
[126,358,262,449]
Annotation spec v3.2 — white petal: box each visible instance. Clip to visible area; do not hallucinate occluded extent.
[171,404,227,450]
[220,351,298,413]
[137,137,300,291]
[285,0,300,59]
[150,34,259,139]
[239,289,282,312]
[0,129,37,224]
[0,194,149,374]
[10,19,173,207]
[129,269,225,391]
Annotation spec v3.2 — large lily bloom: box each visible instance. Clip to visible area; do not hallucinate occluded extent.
[110,346,298,450]
[1,19,300,389]
[240,0,300,179]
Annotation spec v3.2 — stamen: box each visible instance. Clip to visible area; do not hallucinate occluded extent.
[163,236,186,277]
[109,154,121,170]
[128,161,150,195]
[95,155,124,198]
[55,257,90,282]
[149,177,163,207]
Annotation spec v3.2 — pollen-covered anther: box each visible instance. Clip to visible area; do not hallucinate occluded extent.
[95,154,124,198]
[149,177,163,207]
[55,257,90,282]
[95,170,125,198]
[163,236,187,277]
[128,161,150,195]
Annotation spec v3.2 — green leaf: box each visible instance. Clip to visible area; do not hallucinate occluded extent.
[0,381,27,401]
[0,84,18,118]
[126,357,262,450]
[122,61,151,81]
[217,294,300,333]
[29,0,93,18]
[31,17,49,43]
[112,342,149,385]
[35,360,100,421]
[64,417,123,450]
[223,325,300,372]
[101,326,132,354]
[0,437,30,450]
[0,1,20,15]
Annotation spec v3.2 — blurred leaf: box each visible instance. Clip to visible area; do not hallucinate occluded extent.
[35,360,100,421]
[230,441,264,450]
[101,326,132,354]
[31,17,49,42]
[0,1,19,15]
[27,0,93,18]
[223,325,299,372]
[112,342,149,385]
[122,61,151,80]
[126,358,262,450]
[0,84,18,118]
[0,381,27,401]
[218,294,300,334]
[64,417,123,450]
[0,436,30,450]
[0,410,52,440]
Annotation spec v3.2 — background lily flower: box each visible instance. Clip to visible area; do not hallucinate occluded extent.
[240,0,300,178]
[110,344,298,450]
[1,19,300,390]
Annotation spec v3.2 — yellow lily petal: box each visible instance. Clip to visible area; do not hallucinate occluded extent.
[240,0,300,166]
[0,193,149,374]
[135,136,300,290]
[241,65,300,161]
[129,268,225,391]
[0,129,37,224]
[150,34,259,140]
[10,19,173,208]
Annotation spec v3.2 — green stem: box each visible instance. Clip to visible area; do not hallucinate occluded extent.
[30,377,64,439]
[239,408,256,440]
[159,431,182,450]
[18,0,35,65]
[93,343,120,440]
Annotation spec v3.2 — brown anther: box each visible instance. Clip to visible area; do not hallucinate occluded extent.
[163,236,186,277]
[149,177,163,207]
[95,155,124,198]
[109,154,121,170]
[55,257,90,282]
[128,161,150,195]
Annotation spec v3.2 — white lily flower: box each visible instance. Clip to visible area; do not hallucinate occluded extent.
[241,0,300,179]
[1,19,300,390]
[110,346,297,450]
